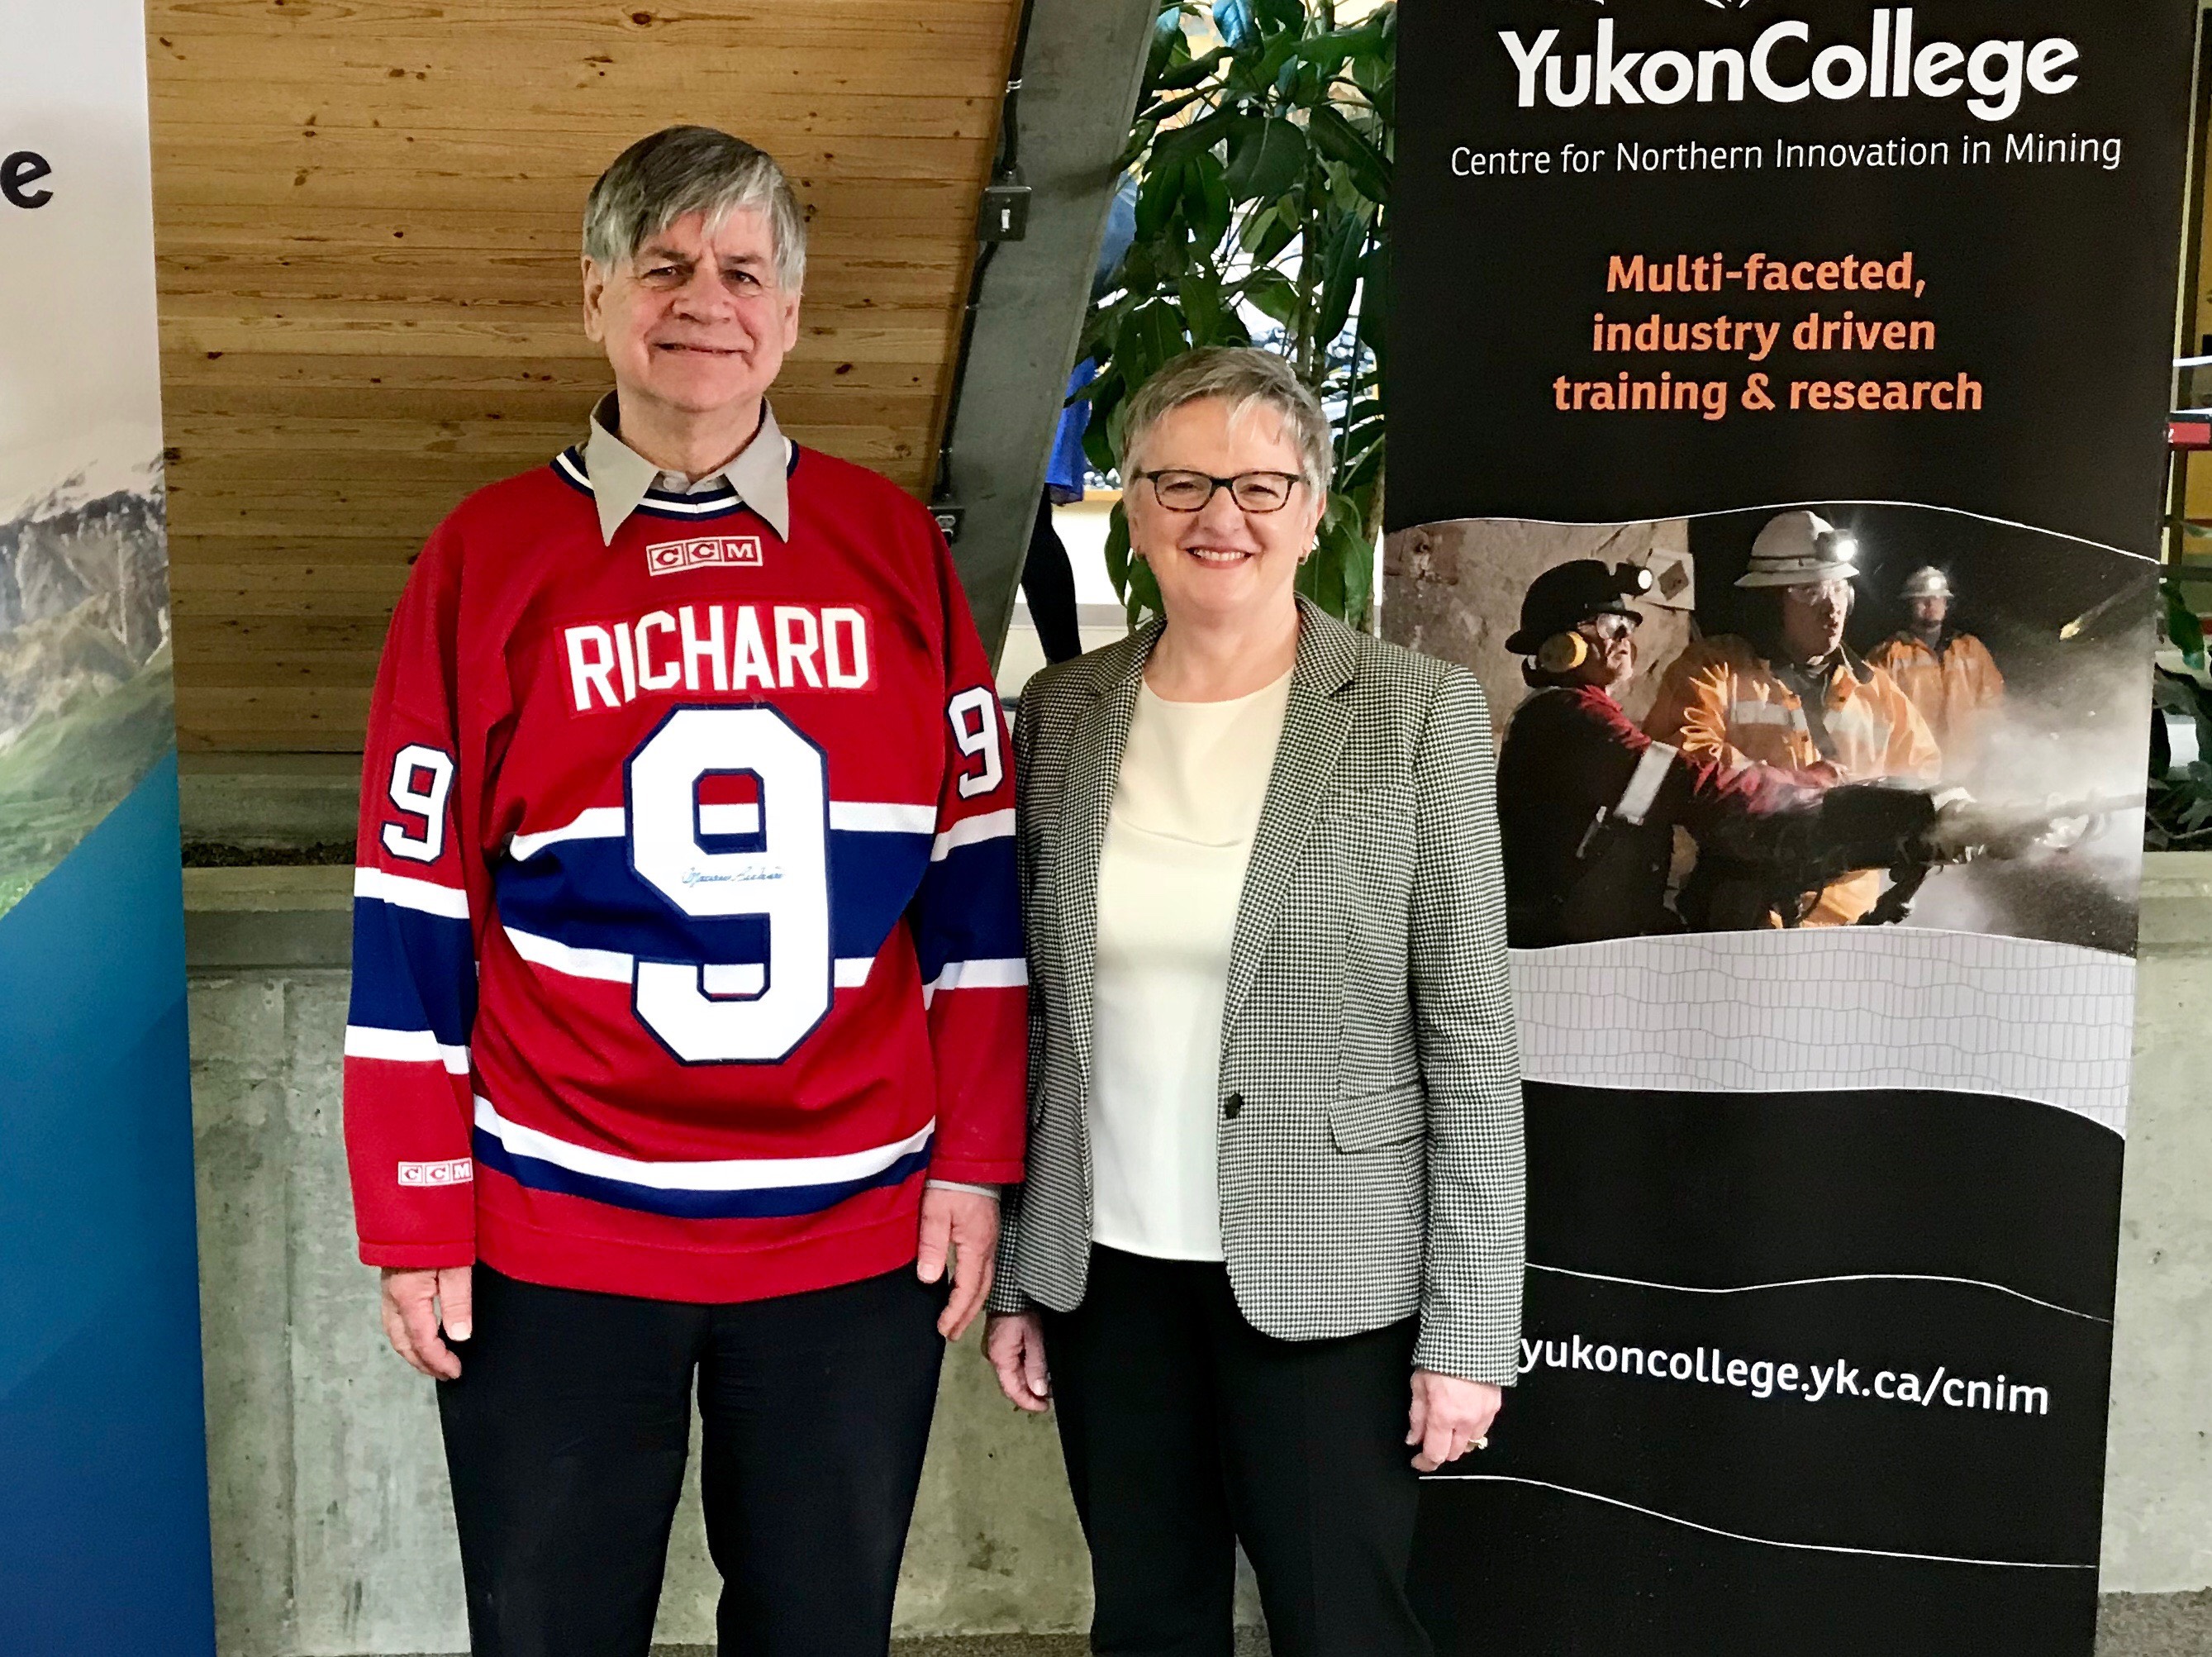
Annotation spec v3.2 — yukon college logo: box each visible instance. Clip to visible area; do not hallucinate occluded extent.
[648,536,764,576]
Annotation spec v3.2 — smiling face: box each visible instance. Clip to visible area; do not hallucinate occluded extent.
[582,206,800,421]
[1125,396,1323,634]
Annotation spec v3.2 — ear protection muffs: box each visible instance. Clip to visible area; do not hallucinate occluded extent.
[1536,632,1589,674]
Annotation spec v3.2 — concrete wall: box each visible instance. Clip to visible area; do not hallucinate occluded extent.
[184,860,2212,1653]
[2103,859,2212,1593]
[189,962,1096,1655]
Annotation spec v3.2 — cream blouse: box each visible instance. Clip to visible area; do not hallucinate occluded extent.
[1087,666,1293,1260]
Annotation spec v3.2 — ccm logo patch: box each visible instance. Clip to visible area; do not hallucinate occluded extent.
[649,536,763,575]
[398,1159,474,1188]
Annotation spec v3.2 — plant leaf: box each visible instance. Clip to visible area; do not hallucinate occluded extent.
[1103,498,1132,601]
[2165,579,2205,671]
[1151,107,1234,174]
[1306,102,1391,202]
[1242,268,1300,326]
[1177,269,1246,347]
[1315,212,1366,345]
[1154,44,1230,93]
[1224,116,1307,202]
[1117,298,1191,388]
[1135,155,1185,243]
[1243,204,1298,268]
[1182,148,1232,251]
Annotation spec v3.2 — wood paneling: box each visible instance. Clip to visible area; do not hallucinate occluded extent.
[150,0,1019,750]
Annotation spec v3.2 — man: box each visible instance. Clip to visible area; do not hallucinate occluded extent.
[341,127,1025,1657]
[1867,564,2005,776]
[1643,511,1939,926]
[1495,559,1822,945]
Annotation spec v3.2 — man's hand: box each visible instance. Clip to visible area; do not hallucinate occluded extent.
[380,1265,473,1380]
[1407,1368,1503,1473]
[916,1186,998,1341]
[984,1311,1051,1413]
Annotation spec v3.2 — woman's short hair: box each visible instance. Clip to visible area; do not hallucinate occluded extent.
[1121,347,1333,493]
[583,126,807,291]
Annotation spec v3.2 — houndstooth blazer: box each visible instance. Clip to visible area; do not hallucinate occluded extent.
[987,598,1525,1383]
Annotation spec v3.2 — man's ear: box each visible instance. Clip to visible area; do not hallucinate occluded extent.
[778,284,802,352]
[581,256,608,343]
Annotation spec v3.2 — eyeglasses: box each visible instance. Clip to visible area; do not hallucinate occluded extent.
[1581,615,1637,645]
[1132,469,1306,514]
[1782,579,1854,607]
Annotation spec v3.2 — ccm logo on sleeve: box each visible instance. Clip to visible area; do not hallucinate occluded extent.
[398,1159,475,1188]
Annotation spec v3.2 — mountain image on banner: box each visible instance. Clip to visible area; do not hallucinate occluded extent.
[0,447,174,917]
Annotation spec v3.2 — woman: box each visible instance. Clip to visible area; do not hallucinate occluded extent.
[984,347,1525,1657]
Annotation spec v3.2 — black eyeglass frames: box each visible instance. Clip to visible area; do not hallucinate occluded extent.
[1130,469,1306,513]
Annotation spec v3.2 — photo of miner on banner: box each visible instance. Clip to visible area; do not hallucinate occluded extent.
[1388,506,2148,952]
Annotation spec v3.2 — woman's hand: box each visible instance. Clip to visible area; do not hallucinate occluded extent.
[1406,1368,1502,1473]
[984,1311,1053,1413]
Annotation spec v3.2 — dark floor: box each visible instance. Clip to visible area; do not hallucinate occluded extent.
[645,1597,2212,1655]
[390,1597,2209,1656]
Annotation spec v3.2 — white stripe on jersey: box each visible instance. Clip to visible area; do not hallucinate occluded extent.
[473,1095,933,1192]
[510,807,626,861]
[504,922,877,990]
[503,925,632,983]
[831,801,938,835]
[506,801,936,861]
[345,1025,472,1075]
[931,808,1016,861]
[354,866,470,919]
[921,955,1029,1007]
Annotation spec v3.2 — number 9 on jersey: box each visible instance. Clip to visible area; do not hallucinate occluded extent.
[627,704,832,1064]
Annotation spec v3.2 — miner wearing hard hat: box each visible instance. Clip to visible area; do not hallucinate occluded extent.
[1866,566,2005,776]
[1496,559,1817,945]
[1641,511,1939,927]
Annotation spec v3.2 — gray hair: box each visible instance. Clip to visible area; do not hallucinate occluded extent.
[583,126,807,290]
[1120,347,1332,492]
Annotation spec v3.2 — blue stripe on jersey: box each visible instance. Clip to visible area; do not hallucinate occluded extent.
[349,898,477,1045]
[472,1125,932,1219]
[910,835,1025,983]
[495,826,933,969]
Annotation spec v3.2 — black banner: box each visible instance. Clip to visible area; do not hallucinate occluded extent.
[1388,3,2194,1650]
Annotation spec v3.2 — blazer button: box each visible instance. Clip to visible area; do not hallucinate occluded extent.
[1223,1092,1244,1121]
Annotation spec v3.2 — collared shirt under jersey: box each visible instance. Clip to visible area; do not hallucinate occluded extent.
[583,390,793,545]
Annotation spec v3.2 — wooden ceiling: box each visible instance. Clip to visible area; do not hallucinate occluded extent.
[149,0,1019,751]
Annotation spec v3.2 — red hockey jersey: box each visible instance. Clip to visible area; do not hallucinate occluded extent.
[343,433,1026,1302]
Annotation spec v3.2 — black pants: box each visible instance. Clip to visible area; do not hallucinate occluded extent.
[437,1264,945,1657]
[1042,1247,1432,1657]
[1020,493,1083,665]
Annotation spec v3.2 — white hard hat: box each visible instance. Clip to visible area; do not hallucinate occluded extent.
[1900,565,1953,600]
[1735,511,1860,588]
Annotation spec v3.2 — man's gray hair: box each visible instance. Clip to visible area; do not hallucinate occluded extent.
[583,126,806,290]
[1120,347,1332,492]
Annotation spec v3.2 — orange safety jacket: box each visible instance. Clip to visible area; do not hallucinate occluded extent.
[1864,631,2004,775]
[1643,634,1940,926]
